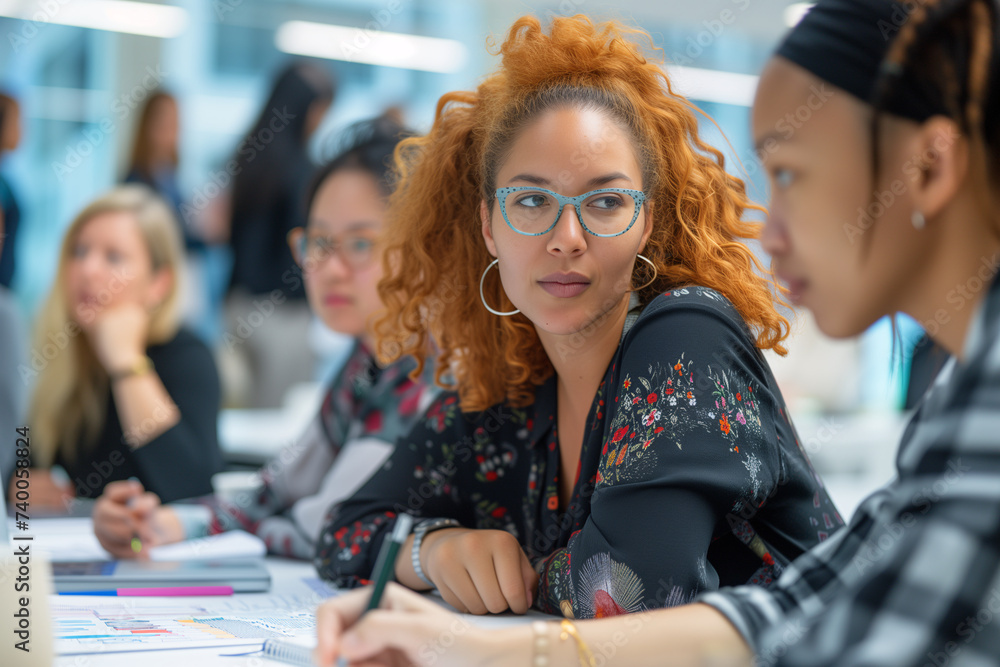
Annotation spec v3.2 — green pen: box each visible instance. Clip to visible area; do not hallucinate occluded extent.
[364,513,414,612]
[126,476,143,554]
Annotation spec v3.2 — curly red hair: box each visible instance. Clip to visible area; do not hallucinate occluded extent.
[375,15,788,412]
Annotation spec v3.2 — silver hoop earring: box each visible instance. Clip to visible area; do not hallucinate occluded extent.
[632,253,658,291]
[479,259,520,316]
[912,210,926,230]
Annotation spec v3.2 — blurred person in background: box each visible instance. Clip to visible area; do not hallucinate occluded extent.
[11,185,222,510]
[224,61,335,408]
[124,91,186,238]
[0,92,23,289]
[123,89,228,345]
[92,116,438,560]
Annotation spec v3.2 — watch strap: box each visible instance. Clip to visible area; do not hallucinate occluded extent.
[411,518,461,588]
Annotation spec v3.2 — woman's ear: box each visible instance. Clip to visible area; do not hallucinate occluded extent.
[638,200,654,254]
[909,116,968,222]
[480,200,498,258]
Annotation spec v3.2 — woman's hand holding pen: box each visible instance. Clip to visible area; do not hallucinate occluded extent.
[314,582,528,667]
[418,527,538,615]
[92,479,183,558]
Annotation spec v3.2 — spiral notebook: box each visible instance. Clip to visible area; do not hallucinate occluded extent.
[257,636,318,666]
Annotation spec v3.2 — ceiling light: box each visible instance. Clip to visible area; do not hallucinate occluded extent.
[667,65,759,107]
[275,20,467,74]
[0,0,187,38]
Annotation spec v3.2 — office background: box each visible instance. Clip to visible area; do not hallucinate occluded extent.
[0,0,927,514]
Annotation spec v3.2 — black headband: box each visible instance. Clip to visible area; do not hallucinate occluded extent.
[776,0,997,122]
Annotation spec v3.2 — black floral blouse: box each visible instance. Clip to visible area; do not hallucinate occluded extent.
[315,287,843,618]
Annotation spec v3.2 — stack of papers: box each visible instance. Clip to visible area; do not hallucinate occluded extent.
[10,517,266,561]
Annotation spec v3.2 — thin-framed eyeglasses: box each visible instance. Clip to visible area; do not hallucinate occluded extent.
[287,227,377,271]
[495,186,647,238]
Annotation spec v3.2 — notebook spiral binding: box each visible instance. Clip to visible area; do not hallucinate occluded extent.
[261,638,315,666]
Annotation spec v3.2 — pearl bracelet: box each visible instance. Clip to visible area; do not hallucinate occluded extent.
[532,619,596,667]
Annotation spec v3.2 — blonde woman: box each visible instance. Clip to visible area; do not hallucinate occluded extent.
[12,185,222,510]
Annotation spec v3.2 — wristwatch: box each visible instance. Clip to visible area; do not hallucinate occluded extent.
[109,355,154,382]
[411,518,461,588]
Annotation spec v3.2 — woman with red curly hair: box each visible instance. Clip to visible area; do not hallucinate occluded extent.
[315,14,839,620]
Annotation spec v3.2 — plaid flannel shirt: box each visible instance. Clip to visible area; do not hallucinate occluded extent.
[700,269,1000,666]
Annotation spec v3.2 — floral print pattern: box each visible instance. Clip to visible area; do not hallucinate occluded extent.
[316,289,843,616]
[199,342,437,559]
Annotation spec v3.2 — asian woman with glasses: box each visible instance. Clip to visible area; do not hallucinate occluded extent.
[91,117,438,560]
[313,14,841,622]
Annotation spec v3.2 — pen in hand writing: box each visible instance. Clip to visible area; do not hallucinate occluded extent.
[126,477,143,554]
[364,513,414,613]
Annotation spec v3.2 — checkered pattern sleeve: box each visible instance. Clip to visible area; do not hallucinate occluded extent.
[702,274,1000,666]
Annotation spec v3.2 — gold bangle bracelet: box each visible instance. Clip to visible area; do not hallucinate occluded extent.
[559,619,596,667]
[531,620,597,667]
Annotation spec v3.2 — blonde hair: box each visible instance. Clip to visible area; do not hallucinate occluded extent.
[28,185,185,467]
